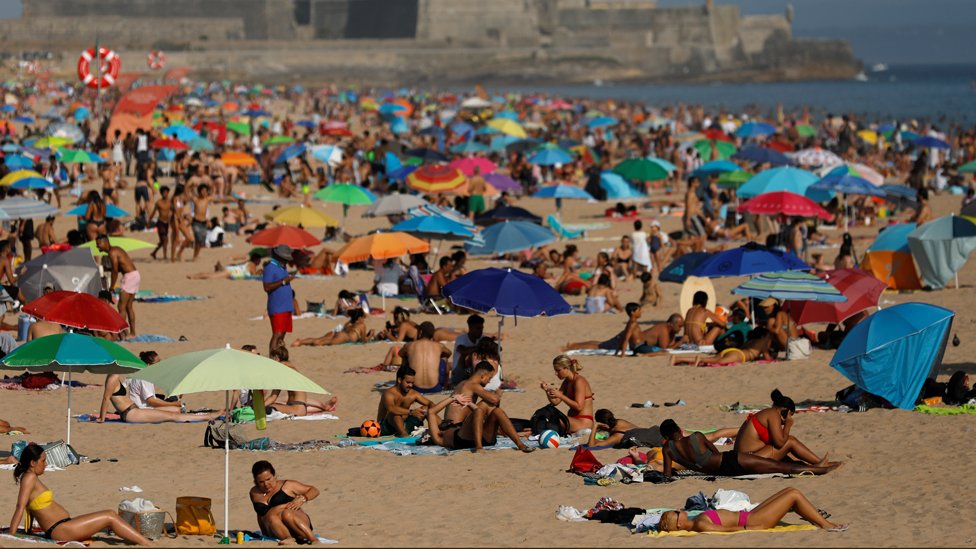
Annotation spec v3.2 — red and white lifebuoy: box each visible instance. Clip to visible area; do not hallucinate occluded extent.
[77,47,121,89]
[147,50,166,70]
[24,61,39,75]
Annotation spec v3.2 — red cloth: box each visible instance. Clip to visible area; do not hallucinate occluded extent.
[269,312,293,333]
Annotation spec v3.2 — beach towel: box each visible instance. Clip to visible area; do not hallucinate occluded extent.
[122,334,177,343]
[914,403,976,415]
[221,531,337,544]
[344,363,400,374]
[0,530,89,546]
[370,380,524,394]
[720,402,846,414]
[0,375,94,391]
[136,295,209,303]
[646,523,817,537]
[566,346,714,357]
[365,436,522,456]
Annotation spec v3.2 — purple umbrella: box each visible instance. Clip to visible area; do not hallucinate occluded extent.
[484,173,521,193]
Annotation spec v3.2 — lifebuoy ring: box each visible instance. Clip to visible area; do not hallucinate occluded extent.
[77,47,121,89]
[25,61,39,75]
[147,50,166,70]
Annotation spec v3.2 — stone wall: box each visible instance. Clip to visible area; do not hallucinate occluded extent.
[738,14,791,56]
[415,0,540,47]
[0,16,246,49]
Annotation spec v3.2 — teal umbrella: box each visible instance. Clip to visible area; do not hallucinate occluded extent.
[0,333,144,445]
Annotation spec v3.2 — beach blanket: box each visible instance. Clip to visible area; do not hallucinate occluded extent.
[0,530,89,546]
[233,438,340,452]
[647,523,816,537]
[0,376,94,391]
[344,363,400,374]
[250,312,340,321]
[566,345,714,357]
[720,401,847,414]
[370,380,525,393]
[122,334,177,343]
[136,295,209,303]
[221,531,337,544]
[365,436,522,456]
[915,403,976,415]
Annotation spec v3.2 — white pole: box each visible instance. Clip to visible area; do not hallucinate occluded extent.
[497,317,504,364]
[224,390,230,540]
[66,368,72,446]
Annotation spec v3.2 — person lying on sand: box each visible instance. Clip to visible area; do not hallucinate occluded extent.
[249,460,320,545]
[733,389,838,468]
[660,419,840,478]
[564,303,670,356]
[657,487,848,533]
[377,365,434,436]
[263,347,337,416]
[670,327,774,367]
[291,309,372,347]
[186,252,263,279]
[595,408,737,449]
[0,418,27,434]
[376,307,464,343]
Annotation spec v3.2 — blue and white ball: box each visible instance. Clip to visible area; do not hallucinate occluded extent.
[538,430,560,449]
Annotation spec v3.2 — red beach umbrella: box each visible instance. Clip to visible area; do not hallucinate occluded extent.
[150,138,188,150]
[784,268,888,325]
[248,226,321,248]
[23,291,128,333]
[738,191,833,221]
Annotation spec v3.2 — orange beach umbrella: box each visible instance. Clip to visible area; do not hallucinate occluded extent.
[336,232,430,263]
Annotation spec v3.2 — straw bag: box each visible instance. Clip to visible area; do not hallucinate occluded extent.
[175,496,216,535]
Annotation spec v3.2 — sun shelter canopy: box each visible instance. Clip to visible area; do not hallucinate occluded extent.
[907,215,976,289]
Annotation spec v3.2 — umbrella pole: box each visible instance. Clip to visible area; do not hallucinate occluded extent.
[224,390,230,541]
[66,367,72,446]
[497,317,504,363]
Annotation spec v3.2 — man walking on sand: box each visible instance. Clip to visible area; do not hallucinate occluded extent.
[96,234,139,337]
[263,245,295,354]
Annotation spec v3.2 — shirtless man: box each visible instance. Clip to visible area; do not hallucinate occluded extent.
[425,256,454,299]
[377,365,435,436]
[684,291,724,345]
[564,303,666,356]
[467,166,487,219]
[910,188,933,226]
[684,177,706,238]
[185,163,210,197]
[398,321,452,393]
[96,234,139,337]
[642,313,685,351]
[443,360,502,430]
[148,185,172,260]
[180,183,212,261]
[35,216,56,249]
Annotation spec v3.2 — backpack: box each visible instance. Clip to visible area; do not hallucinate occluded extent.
[568,445,603,474]
[203,420,248,449]
[529,404,570,436]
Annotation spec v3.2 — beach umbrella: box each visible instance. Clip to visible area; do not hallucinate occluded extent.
[11,176,55,190]
[717,170,752,189]
[405,204,476,229]
[659,252,712,284]
[810,172,885,230]
[732,145,792,167]
[693,139,737,161]
[268,205,338,228]
[449,141,489,154]
[795,124,817,138]
[483,173,522,193]
[274,143,306,165]
[645,157,677,173]
[31,136,72,150]
[738,166,829,202]
[262,136,294,147]
[959,160,976,174]
[46,123,83,143]
[912,136,950,149]
[363,193,428,218]
[150,138,188,150]
[691,242,810,278]
[0,169,44,186]
[830,303,954,410]
[880,184,917,200]
[821,163,885,187]
[486,118,527,138]
[475,205,542,226]
[443,267,571,321]
[465,220,555,256]
[66,203,130,218]
[225,121,250,135]
[599,171,644,199]
[161,124,199,141]
[791,147,842,168]
[862,223,921,290]
[58,149,104,164]
[691,159,740,178]
[612,158,669,182]
[784,268,888,325]
[406,165,466,194]
[129,346,329,540]
[4,155,33,170]
[336,231,430,263]
[907,215,976,289]
[18,248,101,302]
[731,271,846,302]
[528,144,573,166]
[0,197,59,220]
[738,191,833,221]
[23,290,128,333]
[1,333,144,445]
[490,135,522,152]
[734,121,776,138]
[449,157,496,177]
[532,184,594,215]
[391,216,480,241]
[188,137,215,152]
[311,144,343,166]
[586,116,618,130]
[313,183,374,210]
[78,237,154,256]
[505,138,542,155]
[249,226,320,248]
[405,147,449,164]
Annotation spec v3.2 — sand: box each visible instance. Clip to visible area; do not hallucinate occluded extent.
[2,181,976,548]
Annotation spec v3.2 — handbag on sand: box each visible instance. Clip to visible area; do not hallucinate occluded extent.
[175,496,215,535]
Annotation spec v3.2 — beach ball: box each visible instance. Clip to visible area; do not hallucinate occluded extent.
[714,306,729,324]
[538,430,560,449]
[360,419,381,437]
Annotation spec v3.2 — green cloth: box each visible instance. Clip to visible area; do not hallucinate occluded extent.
[915,403,976,416]
[717,322,752,344]
[380,415,422,436]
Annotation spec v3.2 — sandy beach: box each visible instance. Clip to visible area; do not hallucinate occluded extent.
[1,177,974,547]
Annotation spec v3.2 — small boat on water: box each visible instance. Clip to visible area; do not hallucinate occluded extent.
[871,63,889,72]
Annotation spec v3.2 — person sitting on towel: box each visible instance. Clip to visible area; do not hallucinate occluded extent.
[732,389,836,468]
[397,321,451,393]
[377,365,433,436]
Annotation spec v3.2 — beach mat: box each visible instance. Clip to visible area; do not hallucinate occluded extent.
[136,295,209,303]
[647,523,816,537]
[221,531,337,544]
[915,403,976,415]
[720,401,847,414]
[566,346,714,357]
[0,530,89,546]
[122,334,177,343]
[364,436,523,456]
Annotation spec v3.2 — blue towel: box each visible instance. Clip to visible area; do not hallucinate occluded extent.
[122,334,177,343]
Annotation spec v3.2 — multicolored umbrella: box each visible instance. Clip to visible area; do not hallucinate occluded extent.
[862,223,921,290]
[0,169,44,186]
[527,143,573,166]
[406,165,466,194]
[336,231,430,263]
[738,191,833,220]
[731,271,846,302]
[791,147,842,167]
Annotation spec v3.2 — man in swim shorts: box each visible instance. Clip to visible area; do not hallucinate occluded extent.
[467,166,487,218]
[97,234,139,337]
[189,183,212,261]
[398,321,452,393]
[263,245,295,354]
[642,313,685,351]
[377,365,434,436]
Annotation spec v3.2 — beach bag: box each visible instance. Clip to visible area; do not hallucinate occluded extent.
[231,407,256,423]
[22,372,59,389]
[175,496,215,536]
[568,446,603,474]
[203,419,248,449]
[41,440,79,468]
[118,499,174,540]
[529,404,570,436]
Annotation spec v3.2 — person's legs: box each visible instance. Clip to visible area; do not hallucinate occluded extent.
[747,487,841,529]
[669,355,702,366]
[280,509,316,544]
[487,407,533,451]
[124,407,222,423]
[269,331,285,354]
[735,451,835,475]
[752,436,827,466]
[261,509,294,542]
[120,292,136,337]
[702,326,723,345]
[470,404,489,451]
[50,510,151,546]
[563,340,602,351]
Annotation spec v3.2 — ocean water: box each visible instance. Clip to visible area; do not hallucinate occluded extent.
[495,64,976,124]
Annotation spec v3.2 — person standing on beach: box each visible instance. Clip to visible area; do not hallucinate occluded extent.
[467,166,487,219]
[96,234,139,338]
[263,245,295,354]
[148,186,172,261]
[631,220,652,275]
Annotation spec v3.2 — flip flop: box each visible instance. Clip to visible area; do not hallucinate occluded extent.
[664,399,686,407]
[828,524,849,532]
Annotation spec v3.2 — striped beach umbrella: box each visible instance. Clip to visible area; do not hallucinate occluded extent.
[406,203,475,229]
[406,165,466,194]
[731,271,846,302]
[0,197,59,220]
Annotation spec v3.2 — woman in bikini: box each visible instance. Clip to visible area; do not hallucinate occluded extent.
[249,460,319,545]
[670,327,774,367]
[733,388,834,467]
[97,355,223,424]
[554,246,591,295]
[169,186,194,263]
[377,307,464,343]
[659,419,838,478]
[83,190,107,241]
[611,235,634,281]
[595,408,738,449]
[541,354,595,442]
[262,347,337,416]
[657,488,847,533]
[7,443,151,545]
[291,309,372,347]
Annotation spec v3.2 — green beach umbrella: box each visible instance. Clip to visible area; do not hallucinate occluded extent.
[693,139,737,161]
[58,148,102,164]
[262,135,294,146]
[79,237,154,256]
[612,158,669,182]
[1,333,144,445]
[129,346,329,541]
[959,160,976,174]
[795,124,817,138]
[226,121,250,135]
[314,183,376,224]
[717,170,752,189]
[188,137,215,152]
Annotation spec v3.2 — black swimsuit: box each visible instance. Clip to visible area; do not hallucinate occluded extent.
[253,488,294,517]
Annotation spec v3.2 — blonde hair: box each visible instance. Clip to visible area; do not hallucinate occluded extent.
[552,354,581,373]
[659,511,678,532]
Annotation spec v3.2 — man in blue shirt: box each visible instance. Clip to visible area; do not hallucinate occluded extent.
[263,245,295,353]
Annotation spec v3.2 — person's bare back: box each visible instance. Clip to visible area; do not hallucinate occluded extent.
[402,339,449,390]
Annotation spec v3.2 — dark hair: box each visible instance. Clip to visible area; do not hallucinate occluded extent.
[730,309,746,323]
[98,290,114,302]
[748,326,770,341]
[668,313,683,325]
[14,443,44,483]
[474,360,494,374]
[418,321,435,340]
[474,338,500,360]
[439,256,452,268]
[597,274,610,287]
[770,388,796,414]
[595,408,616,429]
[625,302,640,316]
[633,220,643,231]
[396,365,416,380]
[640,272,652,283]
[659,419,680,440]
[95,233,110,242]
[270,346,289,362]
[347,309,364,323]
[241,344,257,352]
[139,351,159,364]
[467,314,484,327]
[338,290,355,300]
[693,291,708,307]
[251,460,275,477]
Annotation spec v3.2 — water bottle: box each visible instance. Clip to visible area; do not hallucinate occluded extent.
[16,314,31,342]
[237,531,244,545]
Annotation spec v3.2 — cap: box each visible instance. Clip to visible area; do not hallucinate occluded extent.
[650,220,662,228]
[759,297,779,308]
[272,244,293,261]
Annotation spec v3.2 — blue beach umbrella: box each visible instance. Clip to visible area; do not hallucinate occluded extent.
[907,215,976,289]
[732,145,792,167]
[5,155,33,170]
[659,252,711,284]
[880,184,917,200]
[830,303,954,410]
[67,203,130,218]
[13,116,34,124]
[528,145,573,166]
[387,165,418,182]
[11,177,55,190]
[443,267,571,319]
[691,242,810,278]
[474,205,542,226]
[599,172,644,199]
[465,220,555,256]
[162,125,199,142]
[586,116,618,129]
[494,110,519,121]
[490,135,521,152]
[2,143,20,153]
[738,166,829,203]
[734,121,776,138]
[188,137,215,152]
[296,120,316,129]
[810,174,884,197]
[532,184,593,200]
[391,215,484,247]
[449,140,489,154]
[912,136,950,149]
[274,143,306,165]
[868,223,916,253]
[691,160,740,178]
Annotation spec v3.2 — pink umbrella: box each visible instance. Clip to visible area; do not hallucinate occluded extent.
[738,191,833,221]
[449,157,497,177]
[785,268,888,324]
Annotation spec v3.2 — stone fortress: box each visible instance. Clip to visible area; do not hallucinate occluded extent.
[0,0,861,85]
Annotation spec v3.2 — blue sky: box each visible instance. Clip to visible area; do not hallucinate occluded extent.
[0,0,972,65]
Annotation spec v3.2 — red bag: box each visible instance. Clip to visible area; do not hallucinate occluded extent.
[568,445,603,474]
[22,372,60,389]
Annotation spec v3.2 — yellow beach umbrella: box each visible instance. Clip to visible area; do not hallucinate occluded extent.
[267,205,338,228]
[0,169,44,186]
[79,237,154,256]
[857,130,878,145]
[487,118,527,138]
[33,136,73,149]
